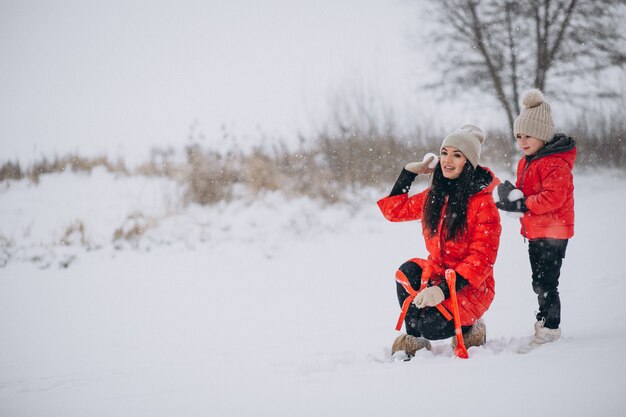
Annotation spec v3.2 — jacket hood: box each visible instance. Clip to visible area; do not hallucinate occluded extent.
[471,165,499,195]
[436,165,498,197]
[527,133,577,168]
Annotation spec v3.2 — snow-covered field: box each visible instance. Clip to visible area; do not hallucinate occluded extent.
[1,169,624,416]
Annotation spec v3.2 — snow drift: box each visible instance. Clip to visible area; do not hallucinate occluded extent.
[0,169,624,416]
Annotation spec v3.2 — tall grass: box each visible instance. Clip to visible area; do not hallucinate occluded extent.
[0,154,128,183]
[569,112,626,170]
[1,109,623,205]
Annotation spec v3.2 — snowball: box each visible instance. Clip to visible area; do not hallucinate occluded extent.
[492,188,500,203]
[423,152,439,169]
[508,188,524,202]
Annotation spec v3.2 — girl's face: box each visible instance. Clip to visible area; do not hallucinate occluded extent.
[440,146,467,179]
[516,133,545,156]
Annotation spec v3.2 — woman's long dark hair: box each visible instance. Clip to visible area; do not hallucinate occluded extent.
[423,161,475,241]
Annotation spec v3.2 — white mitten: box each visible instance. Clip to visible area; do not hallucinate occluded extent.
[413,286,445,308]
[405,153,439,175]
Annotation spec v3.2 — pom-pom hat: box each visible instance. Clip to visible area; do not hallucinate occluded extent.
[440,124,485,168]
[514,89,555,142]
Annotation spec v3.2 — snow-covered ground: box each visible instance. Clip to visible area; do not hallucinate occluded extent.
[0,169,624,416]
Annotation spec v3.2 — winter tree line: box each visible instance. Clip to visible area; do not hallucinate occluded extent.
[1,0,624,206]
[423,0,625,133]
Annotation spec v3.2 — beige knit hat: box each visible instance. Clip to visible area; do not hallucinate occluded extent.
[514,89,555,142]
[440,124,484,168]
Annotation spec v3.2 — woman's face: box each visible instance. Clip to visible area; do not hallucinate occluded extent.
[516,133,545,156]
[440,146,467,179]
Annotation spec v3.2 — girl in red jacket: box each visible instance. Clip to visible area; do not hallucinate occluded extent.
[378,125,501,359]
[495,89,576,353]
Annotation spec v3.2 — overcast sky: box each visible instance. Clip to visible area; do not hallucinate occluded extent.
[2,0,623,164]
[2,0,437,163]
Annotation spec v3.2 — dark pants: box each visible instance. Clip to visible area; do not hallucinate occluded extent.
[396,261,471,340]
[528,238,568,329]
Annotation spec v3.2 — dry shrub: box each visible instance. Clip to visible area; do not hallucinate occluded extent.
[0,161,23,182]
[276,148,341,203]
[480,130,519,172]
[304,123,442,196]
[0,235,13,267]
[245,149,285,195]
[69,155,127,173]
[26,154,128,183]
[569,112,626,170]
[135,147,182,178]
[318,133,418,187]
[181,119,444,205]
[112,212,156,247]
[60,220,89,247]
[183,144,239,205]
[291,86,440,196]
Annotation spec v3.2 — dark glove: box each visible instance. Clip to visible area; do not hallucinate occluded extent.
[495,180,528,213]
[496,197,527,212]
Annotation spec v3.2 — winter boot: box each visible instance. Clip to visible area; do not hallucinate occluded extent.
[391,333,431,357]
[518,319,561,354]
[451,318,487,349]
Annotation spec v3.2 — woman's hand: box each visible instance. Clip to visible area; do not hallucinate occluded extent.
[413,286,444,308]
[405,153,439,175]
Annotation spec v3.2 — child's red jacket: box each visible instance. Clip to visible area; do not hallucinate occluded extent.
[516,134,576,240]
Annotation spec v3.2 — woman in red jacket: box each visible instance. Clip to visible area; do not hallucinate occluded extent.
[378,125,501,359]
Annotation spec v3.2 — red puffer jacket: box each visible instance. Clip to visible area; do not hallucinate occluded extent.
[516,134,576,240]
[377,166,501,326]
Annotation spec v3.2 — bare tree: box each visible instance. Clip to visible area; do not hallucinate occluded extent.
[423,0,626,136]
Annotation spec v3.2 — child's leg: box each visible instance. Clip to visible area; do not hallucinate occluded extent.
[528,238,569,329]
